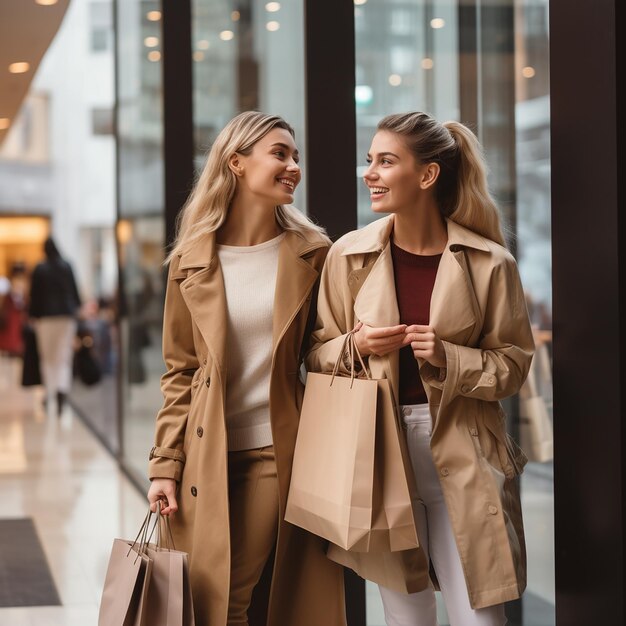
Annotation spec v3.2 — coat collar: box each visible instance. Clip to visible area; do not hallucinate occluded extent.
[346,215,489,397]
[341,214,491,257]
[178,227,327,271]
[176,227,326,379]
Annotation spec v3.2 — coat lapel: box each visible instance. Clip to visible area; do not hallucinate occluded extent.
[177,232,228,374]
[272,231,324,359]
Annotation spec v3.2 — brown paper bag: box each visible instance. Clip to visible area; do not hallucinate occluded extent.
[142,513,195,626]
[98,539,152,626]
[286,333,417,552]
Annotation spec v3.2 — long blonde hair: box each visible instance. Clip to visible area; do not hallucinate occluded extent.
[377,112,506,246]
[167,111,329,263]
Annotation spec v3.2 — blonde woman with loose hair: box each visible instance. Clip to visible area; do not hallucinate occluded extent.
[148,111,346,626]
[307,112,534,626]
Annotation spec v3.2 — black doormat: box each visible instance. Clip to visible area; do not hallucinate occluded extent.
[0,518,61,607]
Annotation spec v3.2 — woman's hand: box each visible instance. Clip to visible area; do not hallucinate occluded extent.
[404,324,446,368]
[147,478,179,516]
[353,322,407,357]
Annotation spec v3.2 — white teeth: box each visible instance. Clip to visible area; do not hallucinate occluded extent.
[370,187,388,194]
[278,178,294,189]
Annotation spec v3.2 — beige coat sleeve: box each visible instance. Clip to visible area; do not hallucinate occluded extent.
[306,244,357,374]
[148,259,198,481]
[424,254,535,401]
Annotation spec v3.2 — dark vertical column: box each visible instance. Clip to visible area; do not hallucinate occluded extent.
[162,0,195,248]
[304,4,362,624]
[304,0,357,241]
[458,0,479,129]
[551,0,625,623]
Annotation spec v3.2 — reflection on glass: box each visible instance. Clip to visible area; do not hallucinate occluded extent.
[192,0,306,209]
[117,0,166,483]
[355,1,553,624]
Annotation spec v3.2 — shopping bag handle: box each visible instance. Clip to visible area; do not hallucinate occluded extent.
[144,501,177,551]
[330,330,370,388]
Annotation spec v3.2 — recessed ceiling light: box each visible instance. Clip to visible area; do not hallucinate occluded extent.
[147,51,161,62]
[231,10,241,21]
[193,51,205,62]
[266,21,280,31]
[146,10,161,21]
[0,118,11,130]
[9,62,30,74]
[421,58,434,70]
[430,18,445,29]
[388,74,402,86]
[220,30,235,41]
[522,66,536,78]
[144,36,159,48]
[35,0,58,5]
[265,2,280,11]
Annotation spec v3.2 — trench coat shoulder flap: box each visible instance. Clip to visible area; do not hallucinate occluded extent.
[174,228,327,371]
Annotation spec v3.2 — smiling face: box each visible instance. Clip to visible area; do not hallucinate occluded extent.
[364,130,437,215]
[233,127,301,206]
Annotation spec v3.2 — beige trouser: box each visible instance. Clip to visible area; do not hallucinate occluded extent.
[227,445,279,626]
[35,316,77,396]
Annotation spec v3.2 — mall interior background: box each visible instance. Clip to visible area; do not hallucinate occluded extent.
[0,1,554,624]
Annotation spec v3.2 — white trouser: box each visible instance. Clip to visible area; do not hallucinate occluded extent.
[35,317,77,396]
[378,403,507,626]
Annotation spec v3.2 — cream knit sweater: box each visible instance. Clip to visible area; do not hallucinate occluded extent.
[216,233,284,451]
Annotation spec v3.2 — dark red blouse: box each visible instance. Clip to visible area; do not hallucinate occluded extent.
[390,239,442,405]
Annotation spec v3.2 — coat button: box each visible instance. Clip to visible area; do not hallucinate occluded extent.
[488,505,498,515]
[486,375,495,384]
[461,384,471,393]
[440,467,450,477]
[191,486,197,497]
[205,377,211,388]
[197,427,203,438]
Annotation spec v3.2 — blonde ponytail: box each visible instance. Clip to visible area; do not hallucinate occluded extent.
[377,112,506,247]
[442,121,505,246]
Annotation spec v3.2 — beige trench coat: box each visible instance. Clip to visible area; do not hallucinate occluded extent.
[307,215,535,610]
[149,229,346,626]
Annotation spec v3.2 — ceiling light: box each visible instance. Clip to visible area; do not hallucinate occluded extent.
[197,40,210,50]
[522,66,536,78]
[231,10,240,21]
[146,10,161,21]
[266,21,280,31]
[144,36,159,48]
[265,2,281,11]
[193,51,205,62]
[9,62,30,74]
[0,118,10,130]
[388,74,402,86]
[354,0,368,5]
[430,18,445,29]
[421,58,434,70]
[220,30,234,41]
[147,51,161,62]
[35,0,59,5]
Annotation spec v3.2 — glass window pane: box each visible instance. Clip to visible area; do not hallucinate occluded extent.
[191,0,307,210]
[116,0,166,485]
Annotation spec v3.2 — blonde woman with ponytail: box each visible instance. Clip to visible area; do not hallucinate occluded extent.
[147,112,346,626]
[307,112,534,625]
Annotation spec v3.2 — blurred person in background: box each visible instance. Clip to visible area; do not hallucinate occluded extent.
[0,263,28,357]
[29,237,81,416]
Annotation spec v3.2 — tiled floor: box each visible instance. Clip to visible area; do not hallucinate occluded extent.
[0,359,147,626]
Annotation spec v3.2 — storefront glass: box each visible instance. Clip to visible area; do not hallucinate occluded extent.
[354,1,553,624]
[116,0,166,483]
[191,0,307,209]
